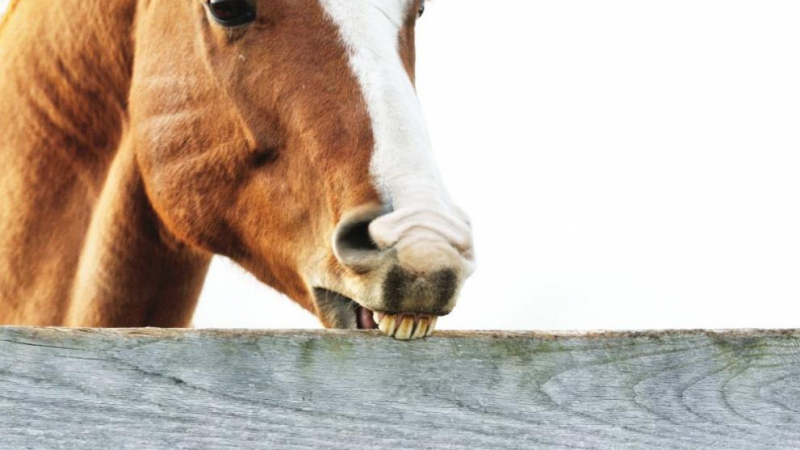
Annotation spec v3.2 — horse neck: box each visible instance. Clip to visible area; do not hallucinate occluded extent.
[0,0,212,327]
[0,0,137,175]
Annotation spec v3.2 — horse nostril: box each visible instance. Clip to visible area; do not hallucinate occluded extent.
[333,206,388,271]
[337,219,379,252]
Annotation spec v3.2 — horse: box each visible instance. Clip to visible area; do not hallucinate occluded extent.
[0,0,474,340]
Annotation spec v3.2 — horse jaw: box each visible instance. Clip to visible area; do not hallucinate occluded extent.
[312,287,439,340]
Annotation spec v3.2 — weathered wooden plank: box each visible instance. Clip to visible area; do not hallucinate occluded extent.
[0,328,799,449]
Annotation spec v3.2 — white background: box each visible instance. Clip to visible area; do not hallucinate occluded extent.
[194,0,800,331]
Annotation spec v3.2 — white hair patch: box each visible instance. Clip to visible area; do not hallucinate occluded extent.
[319,0,475,276]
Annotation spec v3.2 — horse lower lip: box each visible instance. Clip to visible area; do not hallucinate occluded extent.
[356,306,378,329]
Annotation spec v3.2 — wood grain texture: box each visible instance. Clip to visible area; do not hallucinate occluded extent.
[1,328,799,449]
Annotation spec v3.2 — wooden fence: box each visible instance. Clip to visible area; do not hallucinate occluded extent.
[1,327,799,449]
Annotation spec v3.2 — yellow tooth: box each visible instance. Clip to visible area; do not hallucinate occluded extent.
[426,317,437,337]
[411,317,429,340]
[373,311,384,324]
[394,316,414,340]
[378,315,397,336]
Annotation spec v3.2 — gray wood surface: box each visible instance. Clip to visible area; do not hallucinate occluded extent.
[1,328,799,449]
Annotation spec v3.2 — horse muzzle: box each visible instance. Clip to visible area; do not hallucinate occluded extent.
[314,203,474,340]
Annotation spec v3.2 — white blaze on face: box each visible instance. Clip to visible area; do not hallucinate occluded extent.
[319,0,474,277]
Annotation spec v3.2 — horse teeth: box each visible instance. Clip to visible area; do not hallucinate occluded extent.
[426,316,438,337]
[394,316,415,340]
[373,311,384,324]
[377,314,437,340]
[378,314,397,336]
[411,317,429,340]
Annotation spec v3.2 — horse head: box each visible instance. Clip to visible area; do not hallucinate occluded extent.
[128,0,474,338]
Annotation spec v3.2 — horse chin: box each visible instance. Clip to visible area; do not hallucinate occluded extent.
[312,288,439,341]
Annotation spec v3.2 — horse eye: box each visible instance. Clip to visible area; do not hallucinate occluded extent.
[207,0,256,27]
[418,1,426,18]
